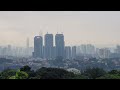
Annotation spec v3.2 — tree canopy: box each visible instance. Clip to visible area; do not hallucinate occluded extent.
[0,66,120,79]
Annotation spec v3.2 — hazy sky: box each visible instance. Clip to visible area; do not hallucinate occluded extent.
[0,11,120,47]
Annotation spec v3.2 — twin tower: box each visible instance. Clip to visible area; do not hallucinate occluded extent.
[32,33,65,59]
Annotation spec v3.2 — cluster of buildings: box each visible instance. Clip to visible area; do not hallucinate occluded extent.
[32,33,77,60]
[1,34,120,71]
[96,48,111,59]
[76,45,111,59]
[0,45,33,58]
[1,33,120,60]
[32,33,120,60]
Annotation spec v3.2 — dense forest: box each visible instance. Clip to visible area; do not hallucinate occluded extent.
[0,65,120,79]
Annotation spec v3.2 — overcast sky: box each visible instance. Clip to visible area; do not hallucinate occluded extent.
[0,11,120,48]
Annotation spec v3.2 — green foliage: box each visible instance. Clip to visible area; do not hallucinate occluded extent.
[8,70,29,79]
[108,70,120,75]
[98,70,120,79]
[20,65,31,72]
[70,74,87,79]
[97,74,120,79]
[20,65,36,78]
[15,70,28,79]
[9,76,16,79]
[82,67,106,79]
[1,65,120,79]
[0,69,16,79]
[35,67,81,79]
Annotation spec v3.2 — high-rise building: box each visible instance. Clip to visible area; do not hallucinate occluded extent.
[55,34,65,58]
[115,45,120,54]
[86,44,95,57]
[43,46,45,59]
[104,48,111,58]
[72,46,77,59]
[52,46,56,59]
[33,36,43,58]
[7,45,12,56]
[80,44,87,55]
[65,46,71,59]
[76,46,81,55]
[44,33,53,59]
[95,48,100,58]
[86,44,95,54]
[112,45,120,58]
[98,48,111,59]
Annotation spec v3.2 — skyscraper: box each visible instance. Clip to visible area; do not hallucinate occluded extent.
[80,44,87,55]
[86,44,95,57]
[33,36,43,58]
[43,46,45,59]
[72,46,77,59]
[52,46,56,59]
[7,45,12,56]
[44,33,53,59]
[55,34,65,58]
[65,46,71,59]
[115,45,120,54]
[98,48,111,59]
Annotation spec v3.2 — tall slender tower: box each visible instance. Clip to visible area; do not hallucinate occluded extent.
[44,33,53,59]
[55,34,65,58]
[65,46,71,59]
[72,46,77,59]
[33,36,43,58]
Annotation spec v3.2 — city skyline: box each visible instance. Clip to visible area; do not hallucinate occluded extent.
[0,11,120,47]
[1,32,120,59]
